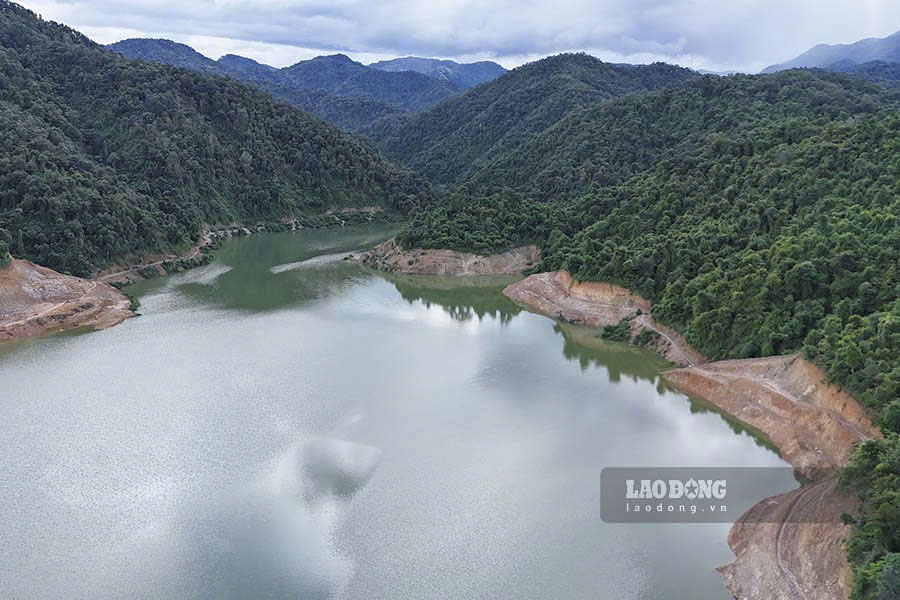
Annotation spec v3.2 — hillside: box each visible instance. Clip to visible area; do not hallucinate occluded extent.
[763,30,900,73]
[827,59,900,87]
[108,39,459,131]
[395,67,900,598]
[369,56,506,89]
[0,1,432,276]
[462,70,889,200]
[279,53,461,111]
[369,54,698,185]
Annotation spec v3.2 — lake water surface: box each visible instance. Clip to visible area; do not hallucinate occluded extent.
[0,227,795,599]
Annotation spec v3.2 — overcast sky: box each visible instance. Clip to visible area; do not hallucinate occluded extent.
[18,0,900,72]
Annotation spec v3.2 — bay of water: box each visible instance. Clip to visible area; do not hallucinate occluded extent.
[0,226,794,599]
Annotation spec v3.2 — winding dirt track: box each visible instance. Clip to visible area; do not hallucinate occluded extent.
[777,477,837,599]
[2,281,98,328]
[633,314,697,367]
[96,232,211,283]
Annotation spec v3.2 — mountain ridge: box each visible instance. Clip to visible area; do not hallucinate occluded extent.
[762,30,900,73]
[107,38,462,131]
[368,56,506,89]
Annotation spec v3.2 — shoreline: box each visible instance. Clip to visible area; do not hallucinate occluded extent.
[502,269,879,600]
[356,237,541,276]
[95,213,400,285]
[0,259,133,343]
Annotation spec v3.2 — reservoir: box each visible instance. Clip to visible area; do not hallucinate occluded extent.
[0,226,795,599]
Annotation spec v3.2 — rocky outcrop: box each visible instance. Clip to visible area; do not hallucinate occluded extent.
[0,259,132,342]
[357,238,540,276]
[502,270,704,367]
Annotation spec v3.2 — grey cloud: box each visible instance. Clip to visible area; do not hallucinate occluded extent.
[21,0,900,71]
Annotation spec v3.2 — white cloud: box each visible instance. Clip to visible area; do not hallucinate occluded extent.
[18,0,900,72]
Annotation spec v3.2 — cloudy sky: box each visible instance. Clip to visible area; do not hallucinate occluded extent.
[18,0,900,72]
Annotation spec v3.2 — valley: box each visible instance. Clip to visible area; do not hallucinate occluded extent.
[3,1,900,598]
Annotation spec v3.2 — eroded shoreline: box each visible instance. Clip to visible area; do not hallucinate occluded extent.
[501,269,879,600]
[0,259,133,343]
[356,238,541,276]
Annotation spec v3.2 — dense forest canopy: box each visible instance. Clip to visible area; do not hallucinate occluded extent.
[396,69,900,599]
[0,1,432,276]
[368,54,698,185]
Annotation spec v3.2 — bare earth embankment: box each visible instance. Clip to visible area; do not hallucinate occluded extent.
[665,357,879,600]
[0,259,132,342]
[504,270,880,600]
[357,238,540,276]
[502,270,703,366]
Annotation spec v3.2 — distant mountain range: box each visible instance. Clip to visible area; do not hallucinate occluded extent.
[107,39,505,132]
[762,30,900,73]
[369,57,506,89]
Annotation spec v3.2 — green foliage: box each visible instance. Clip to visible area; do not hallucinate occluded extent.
[634,328,660,347]
[0,1,432,276]
[841,439,900,599]
[829,61,900,89]
[398,190,566,255]
[600,319,632,343]
[371,54,698,185]
[883,401,900,435]
[877,553,900,600]
[0,239,9,266]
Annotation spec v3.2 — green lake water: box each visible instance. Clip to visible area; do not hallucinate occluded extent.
[0,226,795,599]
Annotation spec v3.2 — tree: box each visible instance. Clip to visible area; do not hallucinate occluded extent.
[0,240,9,267]
[877,553,900,600]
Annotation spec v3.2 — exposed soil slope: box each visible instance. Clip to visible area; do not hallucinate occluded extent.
[664,356,878,480]
[663,356,879,600]
[502,270,703,366]
[358,238,540,276]
[0,259,131,342]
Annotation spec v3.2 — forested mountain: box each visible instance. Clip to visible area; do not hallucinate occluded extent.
[763,30,900,73]
[0,1,431,276]
[369,57,506,89]
[106,38,222,74]
[395,67,900,598]
[461,70,890,200]
[279,53,461,111]
[827,59,900,87]
[108,39,460,131]
[369,54,698,185]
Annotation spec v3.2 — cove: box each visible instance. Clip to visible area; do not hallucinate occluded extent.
[0,226,796,600]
